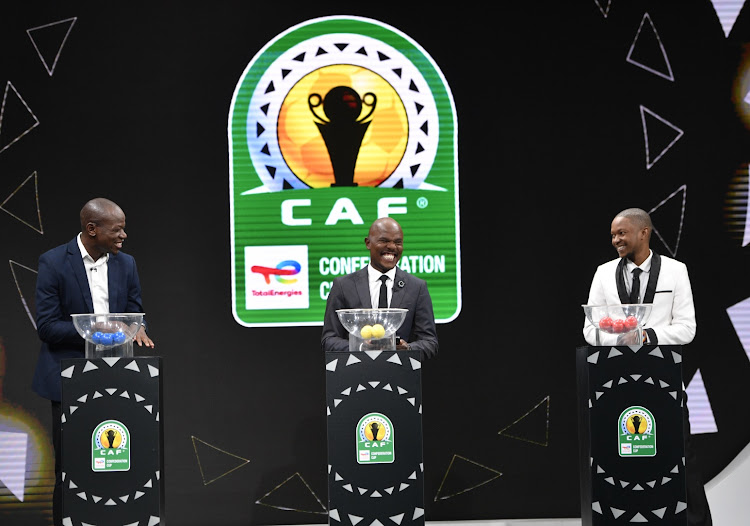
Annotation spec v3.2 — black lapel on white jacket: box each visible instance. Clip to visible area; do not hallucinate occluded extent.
[643,252,660,304]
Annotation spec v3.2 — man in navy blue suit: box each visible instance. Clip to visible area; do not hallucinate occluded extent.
[33,197,154,525]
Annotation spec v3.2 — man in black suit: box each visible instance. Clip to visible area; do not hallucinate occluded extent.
[321,217,438,359]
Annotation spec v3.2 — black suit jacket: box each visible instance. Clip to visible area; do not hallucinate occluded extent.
[321,266,438,358]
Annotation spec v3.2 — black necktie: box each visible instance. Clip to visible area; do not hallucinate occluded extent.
[378,275,388,308]
[629,268,642,304]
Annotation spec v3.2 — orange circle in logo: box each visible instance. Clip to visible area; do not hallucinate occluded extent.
[626,414,647,434]
[102,428,122,448]
[365,421,387,441]
[278,64,408,188]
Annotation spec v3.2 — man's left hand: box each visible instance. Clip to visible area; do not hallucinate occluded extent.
[135,326,155,348]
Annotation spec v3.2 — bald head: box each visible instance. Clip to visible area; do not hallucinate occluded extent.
[366,217,404,273]
[80,198,127,260]
[80,198,124,231]
[368,217,402,238]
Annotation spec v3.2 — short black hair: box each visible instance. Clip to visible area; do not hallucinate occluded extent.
[615,207,652,230]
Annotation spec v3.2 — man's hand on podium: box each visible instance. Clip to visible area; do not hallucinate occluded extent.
[397,338,411,351]
[135,326,155,348]
[616,330,641,346]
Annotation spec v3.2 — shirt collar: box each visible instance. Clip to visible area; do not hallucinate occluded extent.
[368,264,397,282]
[77,233,109,265]
[625,249,652,273]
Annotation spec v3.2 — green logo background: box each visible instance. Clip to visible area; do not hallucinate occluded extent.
[92,419,131,472]
[229,16,460,327]
[618,406,657,457]
[357,412,395,464]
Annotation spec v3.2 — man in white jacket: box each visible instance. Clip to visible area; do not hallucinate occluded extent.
[582,207,711,526]
[583,208,695,346]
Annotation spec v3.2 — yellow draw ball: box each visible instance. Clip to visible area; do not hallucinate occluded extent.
[371,324,385,339]
[360,325,373,339]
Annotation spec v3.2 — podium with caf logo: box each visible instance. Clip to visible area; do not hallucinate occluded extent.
[60,314,164,525]
[325,309,425,523]
[576,344,687,525]
[325,349,425,524]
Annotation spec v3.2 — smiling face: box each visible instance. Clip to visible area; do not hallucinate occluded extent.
[611,215,649,265]
[365,218,403,273]
[82,200,128,260]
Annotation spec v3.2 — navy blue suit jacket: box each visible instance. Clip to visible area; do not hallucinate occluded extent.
[321,267,438,359]
[33,237,145,401]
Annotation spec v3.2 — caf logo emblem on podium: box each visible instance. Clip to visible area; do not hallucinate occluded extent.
[618,406,656,457]
[357,412,395,464]
[92,419,131,472]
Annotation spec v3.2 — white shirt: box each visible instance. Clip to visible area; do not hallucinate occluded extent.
[77,233,109,314]
[367,265,396,308]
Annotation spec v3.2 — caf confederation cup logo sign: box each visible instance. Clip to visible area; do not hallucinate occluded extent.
[618,406,656,457]
[229,16,459,328]
[92,419,131,471]
[241,21,442,193]
[356,412,395,464]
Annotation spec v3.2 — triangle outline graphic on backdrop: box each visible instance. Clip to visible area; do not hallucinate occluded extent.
[1,171,43,233]
[191,435,250,485]
[255,472,327,514]
[0,81,40,154]
[649,184,686,257]
[26,17,78,76]
[9,260,38,329]
[433,454,503,501]
[497,395,550,446]
[626,12,675,81]
[640,105,684,170]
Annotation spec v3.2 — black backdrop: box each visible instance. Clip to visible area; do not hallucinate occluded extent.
[2,1,750,525]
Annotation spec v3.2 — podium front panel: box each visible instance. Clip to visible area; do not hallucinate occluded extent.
[325,350,424,525]
[576,345,686,525]
[61,356,164,526]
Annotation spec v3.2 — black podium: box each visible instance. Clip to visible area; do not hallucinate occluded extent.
[60,356,164,526]
[576,345,687,525]
[325,350,424,525]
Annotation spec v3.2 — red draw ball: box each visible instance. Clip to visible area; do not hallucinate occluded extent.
[597,315,638,334]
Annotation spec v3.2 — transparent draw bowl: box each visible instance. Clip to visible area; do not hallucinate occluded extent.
[71,313,145,347]
[582,304,652,334]
[336,308,408,340]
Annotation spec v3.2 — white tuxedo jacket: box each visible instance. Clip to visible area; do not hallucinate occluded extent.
[583,252,696,346]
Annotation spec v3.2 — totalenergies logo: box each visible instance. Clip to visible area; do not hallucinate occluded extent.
[251,260,301,284]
